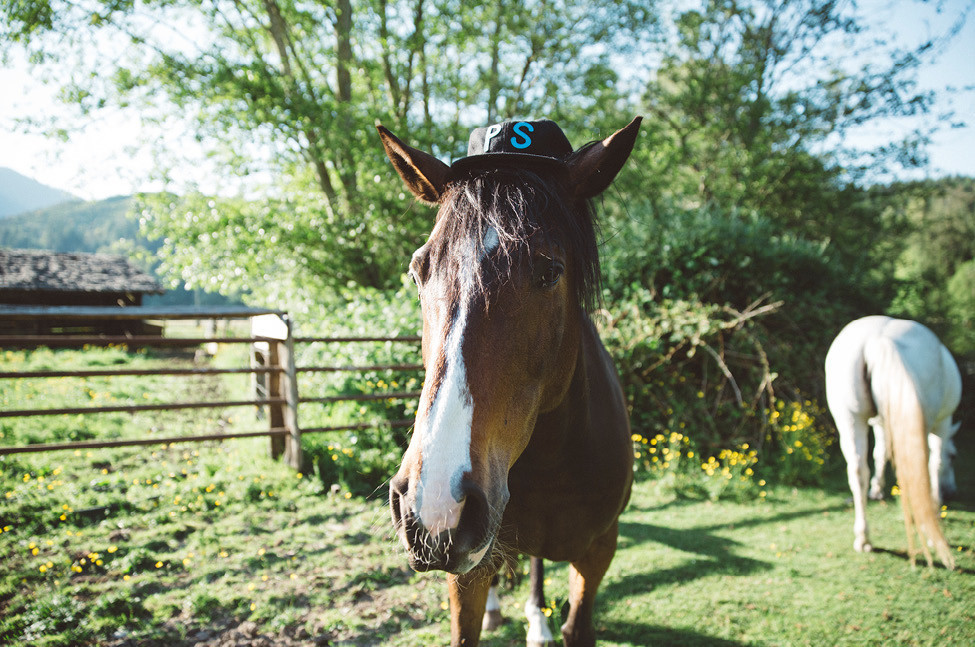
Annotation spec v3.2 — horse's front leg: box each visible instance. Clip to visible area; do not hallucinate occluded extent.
[448,569,493,647]
[562,522,618,647]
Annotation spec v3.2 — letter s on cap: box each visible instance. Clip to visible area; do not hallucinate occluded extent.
[510,122,533,149]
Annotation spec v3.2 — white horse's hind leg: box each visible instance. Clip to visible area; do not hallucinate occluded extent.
[941,432,958,498]
[927,430,944,507]
[868,417,889,500]
[525,598,555,647]
[525,558,556,647]
[937,420,960,499]
[481,585,504,631]
[837,413,873,553]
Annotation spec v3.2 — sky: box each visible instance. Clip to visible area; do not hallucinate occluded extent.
[0,1,972,202]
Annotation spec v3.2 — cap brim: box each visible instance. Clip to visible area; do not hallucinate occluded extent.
[449,152,568,176]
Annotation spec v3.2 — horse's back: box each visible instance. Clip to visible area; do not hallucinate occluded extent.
[877,320,961,425]
[827,316,960,426]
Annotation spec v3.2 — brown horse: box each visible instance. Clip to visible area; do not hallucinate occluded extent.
[378,117,640,646]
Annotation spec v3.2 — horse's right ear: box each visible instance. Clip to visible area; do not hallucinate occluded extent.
[377,124,449,205]
[567,116,642,199]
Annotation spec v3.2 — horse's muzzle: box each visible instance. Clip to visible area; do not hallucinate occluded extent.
[390,474,498,574]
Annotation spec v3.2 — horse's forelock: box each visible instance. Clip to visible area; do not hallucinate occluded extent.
[431,167,600,312]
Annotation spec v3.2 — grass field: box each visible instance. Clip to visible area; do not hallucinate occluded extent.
[2,345,974,646]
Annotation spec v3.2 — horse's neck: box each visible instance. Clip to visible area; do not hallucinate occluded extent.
[522,313,612,464]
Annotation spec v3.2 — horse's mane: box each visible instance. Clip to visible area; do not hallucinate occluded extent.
[431,166,601,313]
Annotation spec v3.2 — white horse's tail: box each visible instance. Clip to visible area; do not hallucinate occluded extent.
[865,337,955,570]
[868,336,955,570]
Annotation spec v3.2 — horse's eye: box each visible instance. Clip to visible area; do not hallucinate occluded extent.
[410,246,431,286]
[535,260,564,289]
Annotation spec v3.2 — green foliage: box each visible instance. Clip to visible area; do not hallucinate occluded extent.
[19,593,92,646]
[629,0,940,227]
[3,0,656,296]
[600,293,772,479]
[762,398,835,487]
[945,259,975,353]
[306,424,403,498]
[599,202,872,478]
[877,177,975,353]
[603,204,865,315]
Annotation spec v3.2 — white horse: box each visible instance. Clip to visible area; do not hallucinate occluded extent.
[825,315,961,569]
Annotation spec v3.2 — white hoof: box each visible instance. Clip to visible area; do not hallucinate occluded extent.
[854,537,873,553]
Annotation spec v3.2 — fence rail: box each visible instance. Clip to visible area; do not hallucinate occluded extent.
[0,306,423,469]
[0,429,290,455]
[0,367,281,379]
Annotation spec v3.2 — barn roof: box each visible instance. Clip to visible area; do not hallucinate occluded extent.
[0,249,164,295]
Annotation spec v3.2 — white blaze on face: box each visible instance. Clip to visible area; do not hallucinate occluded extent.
[415,226,500,537]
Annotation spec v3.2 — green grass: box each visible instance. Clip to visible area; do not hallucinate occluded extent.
[2,346,974,646]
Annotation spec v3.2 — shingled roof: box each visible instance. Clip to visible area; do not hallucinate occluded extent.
[0,249,164,295]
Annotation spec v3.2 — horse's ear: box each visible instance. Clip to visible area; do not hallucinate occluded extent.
[377,124,449,205]
[567,116,642,199]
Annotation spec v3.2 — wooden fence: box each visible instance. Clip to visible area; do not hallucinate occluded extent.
[0,306,422,471]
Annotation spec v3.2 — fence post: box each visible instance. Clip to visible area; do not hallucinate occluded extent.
[267,341,286,460]
[255,313,301,470]
[280,315,302,470]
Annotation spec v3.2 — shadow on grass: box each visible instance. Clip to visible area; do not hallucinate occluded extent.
[619,501,850,550]
[604,520,770,603]
[868,546,975,575]
[600,620,751,646]
[605,502,850,600]
[477,614,750,647]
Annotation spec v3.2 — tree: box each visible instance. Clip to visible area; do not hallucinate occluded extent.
[1,0,656,302]
[876,177,975,350]
[618,0,962,258]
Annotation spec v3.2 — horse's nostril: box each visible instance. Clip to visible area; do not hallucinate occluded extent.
[389,476,406,526]
[452,480,491,553]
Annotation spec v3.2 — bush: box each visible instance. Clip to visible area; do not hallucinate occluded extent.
[306,423,404,498]
[600,292,774,462]
[762,397,835,486]
[599,203,865,491]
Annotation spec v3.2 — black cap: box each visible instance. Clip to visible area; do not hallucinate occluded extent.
[450,120,573,174]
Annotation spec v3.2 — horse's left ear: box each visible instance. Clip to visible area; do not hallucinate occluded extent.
[568,116,642,199]
[377,124,450,205]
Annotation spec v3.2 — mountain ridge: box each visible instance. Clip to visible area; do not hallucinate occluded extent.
[0,167,80,218]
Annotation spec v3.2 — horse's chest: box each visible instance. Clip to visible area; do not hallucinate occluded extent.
[501,442,632,560]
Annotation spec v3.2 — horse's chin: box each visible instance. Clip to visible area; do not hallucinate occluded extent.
[404,533,496,575]
[391,469,507,574]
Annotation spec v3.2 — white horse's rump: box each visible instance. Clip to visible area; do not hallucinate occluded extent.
[825,316,961,569]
